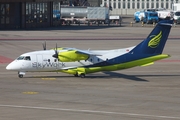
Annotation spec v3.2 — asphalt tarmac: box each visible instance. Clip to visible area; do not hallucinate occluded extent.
[0,25,180,120]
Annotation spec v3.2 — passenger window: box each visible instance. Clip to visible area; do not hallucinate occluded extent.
[24,56,31,61]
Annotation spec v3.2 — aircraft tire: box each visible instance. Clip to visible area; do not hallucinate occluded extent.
[80,73,85,78]
[18,74,23,78]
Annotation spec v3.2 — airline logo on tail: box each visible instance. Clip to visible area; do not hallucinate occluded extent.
[148,31,162,48]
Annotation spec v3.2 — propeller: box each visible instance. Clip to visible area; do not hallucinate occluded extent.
[42,41,46,50]
[52,43,59,59]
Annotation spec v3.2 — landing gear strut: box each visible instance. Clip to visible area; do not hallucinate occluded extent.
[74,73,79,77]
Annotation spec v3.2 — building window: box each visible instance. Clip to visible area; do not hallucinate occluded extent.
[1,16,5,24]
[118,2,121,8]
[53,2,61,20]
[114,2,116,8]
[128,0,130,8]
[161,3,164,8]
[142,1,145,9]
[146,0,149,8]
[1,4,5,15]
[123,0,126,8]
[132,0,135,9]
[0,4,10,25]
[156,1,159,8]
[104,2,107,7]
[151,2,154,8]
[137,0,140,9]
[166,2,168,8]
[6,4,9,15]
[26,2,48,24]
[6,17,9,24]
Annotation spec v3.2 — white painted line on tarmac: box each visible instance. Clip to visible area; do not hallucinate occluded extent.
[0,104,180,119]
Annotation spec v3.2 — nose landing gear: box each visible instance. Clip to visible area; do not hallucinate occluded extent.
[18,72,26,78]
[18,74,23,78]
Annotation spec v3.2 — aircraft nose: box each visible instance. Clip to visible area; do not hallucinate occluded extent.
[6,62,14,70]
[6,61,20,70]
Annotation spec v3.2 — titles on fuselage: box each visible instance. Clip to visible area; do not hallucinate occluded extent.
[32,62,65,68]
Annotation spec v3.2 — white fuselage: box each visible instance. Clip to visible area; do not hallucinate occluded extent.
[6,47,134,72]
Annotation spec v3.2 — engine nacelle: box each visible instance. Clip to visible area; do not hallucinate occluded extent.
[58,51,89,62]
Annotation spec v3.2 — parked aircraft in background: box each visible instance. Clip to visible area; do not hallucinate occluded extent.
[6,20,173,78]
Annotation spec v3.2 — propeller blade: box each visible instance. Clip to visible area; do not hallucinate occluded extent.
[56,43,57,51]
[52,53,58,58]
[52,43,59,59]
[42,41,46,50]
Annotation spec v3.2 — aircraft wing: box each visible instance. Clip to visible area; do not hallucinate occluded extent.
[56,48,102,62]
[57,47,102,56]
[75,49,102,56]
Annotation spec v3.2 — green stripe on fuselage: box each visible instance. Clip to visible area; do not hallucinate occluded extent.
[60,54,170,75]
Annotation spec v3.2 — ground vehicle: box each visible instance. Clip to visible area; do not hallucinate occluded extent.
[134,11,145,22]
[173,11,180,24]
[172,3,180,11]
[53,7,121,26]
[146,8,173,20]
[143,11,159,23]
[134,11,159,24]
[56,7,110,25]
[109,15,122,25]
[155,9,173,20]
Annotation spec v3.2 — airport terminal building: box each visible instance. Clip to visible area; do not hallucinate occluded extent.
[0,0,178,29]
[0,0,100,29]
[102,0,179,15]
[0,0,62,29]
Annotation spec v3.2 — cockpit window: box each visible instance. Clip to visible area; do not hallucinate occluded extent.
[17,56,31,61]
[17,56,24,60]
[24,56,31,61]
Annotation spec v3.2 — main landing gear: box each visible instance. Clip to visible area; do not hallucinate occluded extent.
[79,73,85,78]
[74,73,86,78]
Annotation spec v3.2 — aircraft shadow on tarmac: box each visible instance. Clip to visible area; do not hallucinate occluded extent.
[102,71,180,82]
[26,71,180,82]
[26,72,146,82]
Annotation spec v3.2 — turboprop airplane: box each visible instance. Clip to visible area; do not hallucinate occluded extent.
[6,20,173,78]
